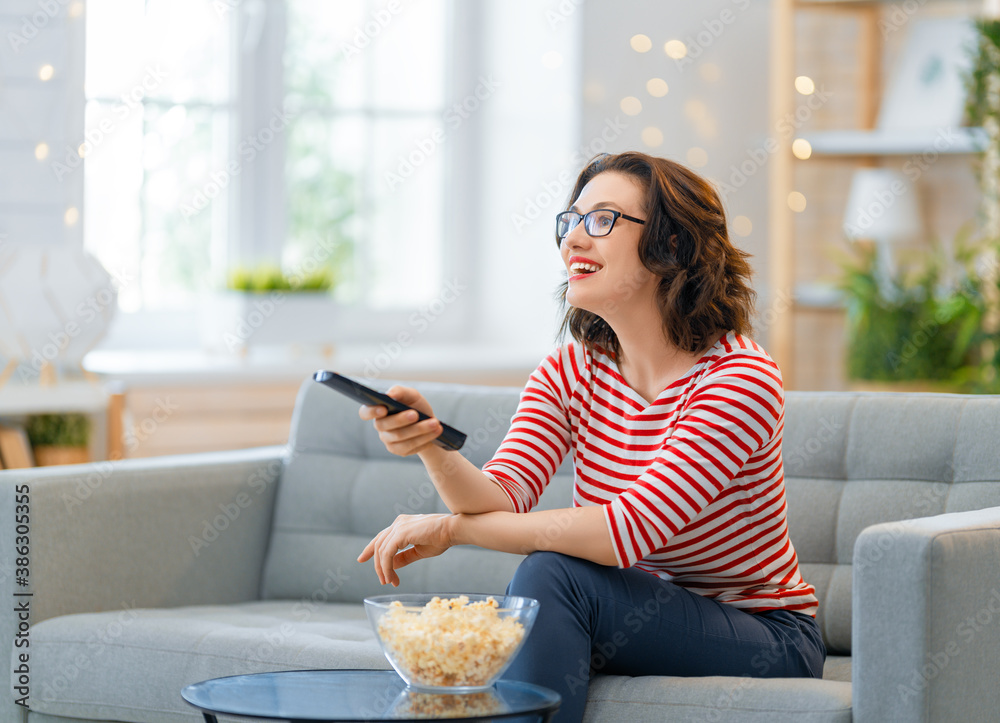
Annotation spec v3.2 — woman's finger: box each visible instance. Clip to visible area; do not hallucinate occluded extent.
[358,404,388,421]
[374,409,422,432]
[357,536,376,564]
[380,418,441,445]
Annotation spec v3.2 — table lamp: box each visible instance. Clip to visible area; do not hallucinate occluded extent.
[842,168,923,298]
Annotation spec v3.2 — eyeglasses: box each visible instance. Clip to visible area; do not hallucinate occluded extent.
[555,209,646,241]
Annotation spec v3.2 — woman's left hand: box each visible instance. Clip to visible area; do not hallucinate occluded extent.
[357,513,456,587]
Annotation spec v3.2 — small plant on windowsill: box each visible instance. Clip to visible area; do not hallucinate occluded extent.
[25,413,91,467]
[200,259,346,356]
[833,231,996,392]
[225,264,335,293]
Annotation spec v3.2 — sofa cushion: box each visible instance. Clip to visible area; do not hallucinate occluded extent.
[583,674,851,723]
[261,379,576,602]
[22,601,389,723]
[780,393,1000,655]
[22,601,853,723]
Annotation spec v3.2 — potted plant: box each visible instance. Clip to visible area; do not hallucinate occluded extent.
[26,413,91,466]
[834,230,999,392]
[199,245,350,355]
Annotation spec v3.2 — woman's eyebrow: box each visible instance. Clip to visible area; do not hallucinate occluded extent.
[569,201,624,213]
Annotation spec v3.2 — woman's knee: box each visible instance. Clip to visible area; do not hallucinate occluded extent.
[507,551,590,598]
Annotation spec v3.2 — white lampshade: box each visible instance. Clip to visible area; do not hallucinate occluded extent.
[842,168,923,243]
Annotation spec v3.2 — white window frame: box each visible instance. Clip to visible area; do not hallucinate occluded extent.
[97,0,481,348]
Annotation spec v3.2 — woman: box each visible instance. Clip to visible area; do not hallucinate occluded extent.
[357,151,825,722]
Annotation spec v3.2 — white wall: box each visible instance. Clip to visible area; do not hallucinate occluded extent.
[0,0,85,248]
[469,0,584,357]
[579,0,774,343]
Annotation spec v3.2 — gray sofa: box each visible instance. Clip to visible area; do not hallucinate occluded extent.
[4,379,1000,722]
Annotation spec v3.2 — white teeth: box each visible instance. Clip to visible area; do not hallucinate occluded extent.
[570,262,601,274]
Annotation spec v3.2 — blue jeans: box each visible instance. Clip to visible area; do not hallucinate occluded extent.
[502,552,826,723]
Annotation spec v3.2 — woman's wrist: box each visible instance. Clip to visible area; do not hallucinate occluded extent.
[445,512,466,547]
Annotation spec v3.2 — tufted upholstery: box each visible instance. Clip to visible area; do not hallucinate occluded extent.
[6,380,1000,723]
[262,382,1000,659]
[782,393,1000,655]
[260,379,574,603]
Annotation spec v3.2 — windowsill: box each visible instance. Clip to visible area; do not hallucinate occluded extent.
[82,343,545,388]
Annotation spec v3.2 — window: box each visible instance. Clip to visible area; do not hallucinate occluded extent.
[282,0,449,308]
[83,0,233,312]
[84,0,465,334]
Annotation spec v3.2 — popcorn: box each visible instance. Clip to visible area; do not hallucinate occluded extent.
[375,595,526,687]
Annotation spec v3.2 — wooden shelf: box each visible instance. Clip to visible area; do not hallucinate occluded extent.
[802,128,987,157]
[0,381,109,416]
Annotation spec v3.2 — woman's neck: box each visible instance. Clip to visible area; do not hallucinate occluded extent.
[608,306,720,404]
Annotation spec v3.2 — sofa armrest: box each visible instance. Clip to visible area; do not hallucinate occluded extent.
[2,446,285,723]
[852,505,1000,723]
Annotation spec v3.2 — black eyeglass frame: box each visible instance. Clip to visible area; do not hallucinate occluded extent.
[555,209,646,241]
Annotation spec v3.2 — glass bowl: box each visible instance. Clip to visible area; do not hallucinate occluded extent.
[363,593,539,693]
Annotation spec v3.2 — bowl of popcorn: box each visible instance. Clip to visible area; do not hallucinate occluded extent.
[364,593,539,693]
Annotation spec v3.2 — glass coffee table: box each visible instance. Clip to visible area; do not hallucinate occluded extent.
[181,669,561,722]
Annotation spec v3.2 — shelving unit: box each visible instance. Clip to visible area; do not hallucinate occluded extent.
[0,380,118,464]
[768,0,985,389]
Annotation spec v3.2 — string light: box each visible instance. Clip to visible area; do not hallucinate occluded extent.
[642,127,664,148]
[664,40,687,59]
[620,96,642,116]
[732,216,753,237]
[792,138,813,160]
[64,207,80,226]
[630,34,652,53]
[787,192,807,212]
[646,78,669,97]
[795,76,815,95]
[34,143,50,161]
[39,64,54,81]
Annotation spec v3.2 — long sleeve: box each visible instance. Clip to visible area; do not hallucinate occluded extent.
[481,346,576,513]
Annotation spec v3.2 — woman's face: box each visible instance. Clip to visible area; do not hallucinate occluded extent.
[560,171,658,319]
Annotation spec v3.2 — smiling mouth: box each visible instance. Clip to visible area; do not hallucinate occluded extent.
[569,262,602,277]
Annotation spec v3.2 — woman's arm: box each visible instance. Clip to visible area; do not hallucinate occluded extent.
[360,389,514,514]
[418,443,515,514]
[357,505,615,587]
[451,505,616,565]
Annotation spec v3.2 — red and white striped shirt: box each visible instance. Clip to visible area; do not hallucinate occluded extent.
[482,331,818,616]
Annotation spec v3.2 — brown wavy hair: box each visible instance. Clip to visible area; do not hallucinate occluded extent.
[555,152,756,361]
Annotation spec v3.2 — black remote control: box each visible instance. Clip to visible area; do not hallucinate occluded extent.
[313,370,467,451]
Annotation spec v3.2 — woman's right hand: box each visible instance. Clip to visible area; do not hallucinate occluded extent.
[358,385,443,457]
